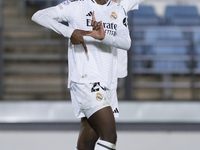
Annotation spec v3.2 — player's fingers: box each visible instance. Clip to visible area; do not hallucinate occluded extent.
[92,21,100,30]
[99,22,104,30]
[91,20,96,27]
[97,22,102,27]
[81,41,88,54]
[96,22,102,30]
[93,22,98,30]
[92,11,96,22]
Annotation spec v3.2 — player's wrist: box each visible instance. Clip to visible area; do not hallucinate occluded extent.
[99,36,105,40]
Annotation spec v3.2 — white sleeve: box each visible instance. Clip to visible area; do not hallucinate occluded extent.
[31,2,74,38]
[101,8,131,51]
[120,0,140,12]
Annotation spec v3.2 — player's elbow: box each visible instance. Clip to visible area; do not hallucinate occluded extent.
[124,38,131,51]
[31,10,42,23]
[31,11,38,22]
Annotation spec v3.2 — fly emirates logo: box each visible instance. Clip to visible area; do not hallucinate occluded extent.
[86,19,117,36]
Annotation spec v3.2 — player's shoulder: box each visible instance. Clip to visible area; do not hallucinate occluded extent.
[108,0,121,8]
[109,1,126,13]
[58,0,86,8]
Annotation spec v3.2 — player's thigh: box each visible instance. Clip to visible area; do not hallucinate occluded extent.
[88,106,117,143]
[77,117,99,150]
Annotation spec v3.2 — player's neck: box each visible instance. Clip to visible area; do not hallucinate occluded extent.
[95,0,108,5]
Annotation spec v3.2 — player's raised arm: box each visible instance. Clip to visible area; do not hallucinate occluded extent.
[31,6,75,38]
[87,11,131,50]
[87,11,105,40]
[31,3,90,53]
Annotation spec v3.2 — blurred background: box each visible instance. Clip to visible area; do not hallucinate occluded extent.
[0,0,200,150]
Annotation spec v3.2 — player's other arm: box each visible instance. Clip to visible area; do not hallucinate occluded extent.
[101,24,131,51]
[102,9,131,51]
[31,6,74,38]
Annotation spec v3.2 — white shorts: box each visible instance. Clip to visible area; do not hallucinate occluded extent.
[70,82,119,118]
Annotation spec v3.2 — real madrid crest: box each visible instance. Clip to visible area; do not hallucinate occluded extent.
[96,93,103,101]
[110,12,117,20]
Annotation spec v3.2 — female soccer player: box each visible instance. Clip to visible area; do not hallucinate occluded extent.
[71,0,145,150]
[32,0,131,150]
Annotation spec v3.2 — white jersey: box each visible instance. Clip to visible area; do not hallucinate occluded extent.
[32,0,131,89]
[117,0,140,78]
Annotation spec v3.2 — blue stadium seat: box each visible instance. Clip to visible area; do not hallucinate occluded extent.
[195,44,200,55]
[132,61,143,69]
[131,45,150,69]
[165,6,200,26]
[132,61,150,69]
[134,6,156,16]
[144,27,185,42]
[152,45,188,55]
[193,28,200,56]
[131,30,144,40]
[142,27,189,72]
[128,6,160,26]
[197,61,200,68]
[171,18,200,26]
[193,28,200,42]
[151,44,189,70]
[153,61,188,71]
[132,45,145,55]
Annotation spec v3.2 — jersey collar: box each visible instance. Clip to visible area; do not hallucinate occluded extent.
[91,0,111,6]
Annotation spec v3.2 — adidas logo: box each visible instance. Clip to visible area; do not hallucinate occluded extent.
[113,108,119,113]
[86,11,92,16]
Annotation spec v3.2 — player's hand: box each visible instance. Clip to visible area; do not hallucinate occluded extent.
[70,29,91,53]
[87,11,105,40]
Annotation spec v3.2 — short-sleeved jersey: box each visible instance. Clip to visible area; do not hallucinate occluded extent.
[32,0,131,89]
